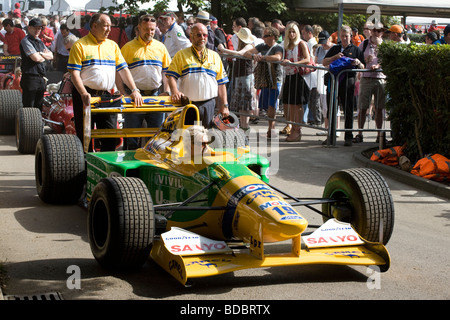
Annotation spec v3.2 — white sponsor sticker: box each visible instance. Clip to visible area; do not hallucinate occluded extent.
[302,219,364,248]
[162,227,231,255]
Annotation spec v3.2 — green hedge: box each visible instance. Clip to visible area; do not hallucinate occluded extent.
[378,42,450,163]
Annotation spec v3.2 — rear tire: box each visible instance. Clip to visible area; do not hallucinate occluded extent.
[209,128,248,149]
[322,168,394,245]
[16,107,43,154]
[0,90,23,135]
[88,177,155,269]
[35,134,85,204]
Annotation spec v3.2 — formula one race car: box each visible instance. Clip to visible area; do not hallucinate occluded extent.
[15,77,76,154]
[0,56,22,135]
[16,77,122,154]
[35,97,394,286]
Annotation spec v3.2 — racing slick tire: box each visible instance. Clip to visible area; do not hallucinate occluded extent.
[35,134,85,204]
[16,107,43,154]
[88,177,155,269]
[322,168,394,245]
[209,128,248,149]
[0,89,23,135]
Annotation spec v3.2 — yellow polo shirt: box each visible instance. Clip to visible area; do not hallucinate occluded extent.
[166,47,229,102]
[121,37,171,91]
[67,32,127,91]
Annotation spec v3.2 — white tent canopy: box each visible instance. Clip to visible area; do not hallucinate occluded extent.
[50,0,91,14]
[289,0,450,19]
[85,0,122,11]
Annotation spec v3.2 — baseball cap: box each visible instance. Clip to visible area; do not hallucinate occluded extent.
[387,25,403,34]
[29,18,43,27]
[160,11,175,18]
[210,15,217,24]
[318,30,330,44]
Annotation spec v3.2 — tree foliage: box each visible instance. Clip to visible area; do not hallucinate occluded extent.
[378,42,450,162]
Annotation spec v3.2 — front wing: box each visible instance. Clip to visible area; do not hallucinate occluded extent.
[150,222,390,285]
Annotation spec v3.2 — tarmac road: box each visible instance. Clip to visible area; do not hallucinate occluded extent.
[0,122,449,306]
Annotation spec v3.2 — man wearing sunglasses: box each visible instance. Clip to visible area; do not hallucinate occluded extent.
[166,23,229,128]
[354,25,386,144]
[116,14,171,150]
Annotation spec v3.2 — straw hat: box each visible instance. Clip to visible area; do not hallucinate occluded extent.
[236,27,255,44]
[196,10,211,21]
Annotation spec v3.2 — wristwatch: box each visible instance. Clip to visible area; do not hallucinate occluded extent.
[131,88,140,93]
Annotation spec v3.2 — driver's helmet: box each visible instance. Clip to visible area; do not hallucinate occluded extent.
[212,112,239,131]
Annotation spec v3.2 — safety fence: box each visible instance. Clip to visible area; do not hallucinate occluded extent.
[219,53,391,147]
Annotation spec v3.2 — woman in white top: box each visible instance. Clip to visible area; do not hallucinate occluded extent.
[281,22,311,142]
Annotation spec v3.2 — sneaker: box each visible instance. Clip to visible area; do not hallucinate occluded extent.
[352,134,363,143]
[316,130,328,136]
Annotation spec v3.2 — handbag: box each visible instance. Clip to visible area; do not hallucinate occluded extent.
[253,45,278,89]
[253,61,270,89]
[296,42,316,76]
[329,56,355,76]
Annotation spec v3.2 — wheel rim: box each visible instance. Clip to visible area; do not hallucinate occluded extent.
[91,199,110,249]
[15,111,20,147]
[325,189,357,225]
[36,151,43,190]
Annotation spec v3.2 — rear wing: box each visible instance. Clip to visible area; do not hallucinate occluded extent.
[83,96,190,153]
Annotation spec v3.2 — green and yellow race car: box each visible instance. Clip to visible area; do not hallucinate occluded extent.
[35,97,394,285]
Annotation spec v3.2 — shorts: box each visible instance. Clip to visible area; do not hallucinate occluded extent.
[259,83,281,110]
[358,77,386,110]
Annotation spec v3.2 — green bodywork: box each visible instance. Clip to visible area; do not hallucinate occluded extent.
[86,148,270,223]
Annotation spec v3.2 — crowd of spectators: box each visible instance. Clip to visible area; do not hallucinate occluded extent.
[1,8,449,146]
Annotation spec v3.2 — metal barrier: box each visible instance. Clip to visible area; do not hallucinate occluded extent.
[325,67,391,148]
[220,53,390,147]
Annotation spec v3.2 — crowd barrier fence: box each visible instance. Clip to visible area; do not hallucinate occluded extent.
[220,53,391,147]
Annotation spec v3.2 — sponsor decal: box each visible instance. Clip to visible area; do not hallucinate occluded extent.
[302,219,364,248]
[162,227,231,255]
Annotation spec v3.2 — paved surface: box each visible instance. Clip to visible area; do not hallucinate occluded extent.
[1,117,449,303]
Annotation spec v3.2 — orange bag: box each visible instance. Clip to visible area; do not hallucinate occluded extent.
[370,146,405,166]
[410,154,450,182]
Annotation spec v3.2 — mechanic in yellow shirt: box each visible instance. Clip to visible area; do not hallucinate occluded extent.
[68,13,143,152]
[166,23,229,128]
[116,14,172,150]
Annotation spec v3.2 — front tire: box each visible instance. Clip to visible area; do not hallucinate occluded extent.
[88,177,155,269]
[322,168,394,245]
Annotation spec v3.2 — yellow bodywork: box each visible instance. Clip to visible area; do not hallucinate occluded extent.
[84,99,391,284]
[150,235,390,286]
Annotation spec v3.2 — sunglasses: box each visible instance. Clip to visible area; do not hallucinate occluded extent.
[195,33,208,38]
[141,17,156,23]
[373,29,383,32]
[263,34,273,38]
